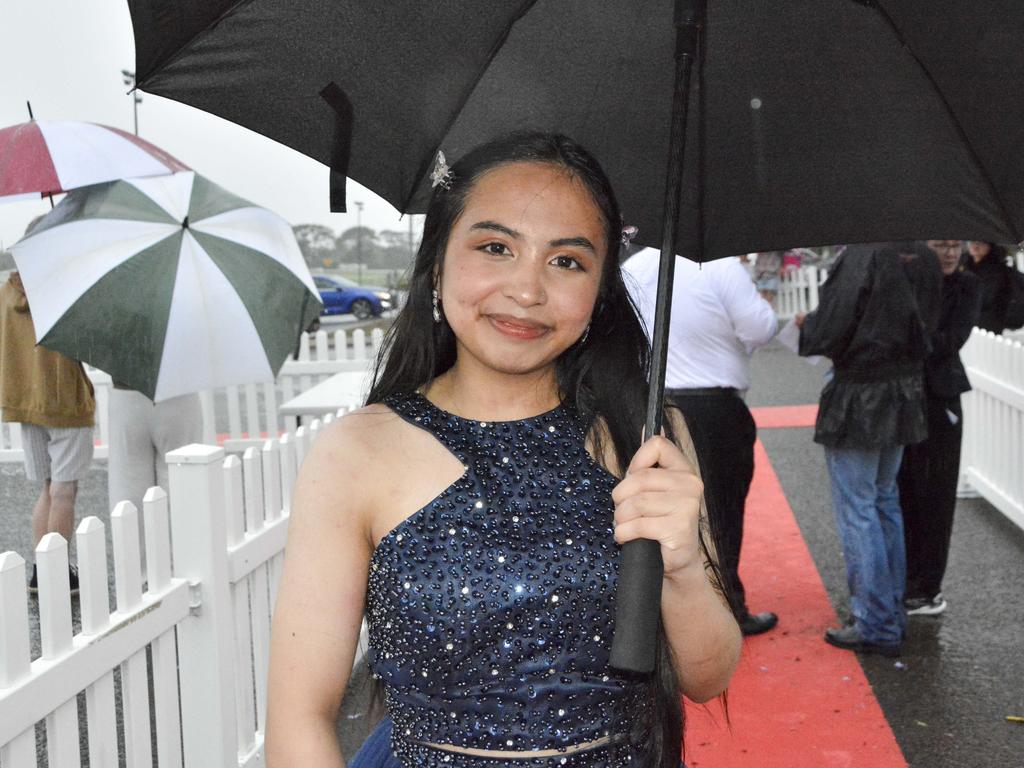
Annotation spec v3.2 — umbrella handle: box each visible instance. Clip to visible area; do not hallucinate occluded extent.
[609,0,704,675]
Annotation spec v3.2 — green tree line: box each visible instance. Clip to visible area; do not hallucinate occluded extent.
[293,223,421,271]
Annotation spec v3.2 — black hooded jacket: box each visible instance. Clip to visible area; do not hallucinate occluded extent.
[799,243,942,449]
[963,250,1017,333]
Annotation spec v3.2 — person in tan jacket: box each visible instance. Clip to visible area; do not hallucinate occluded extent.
[0,269,95,595]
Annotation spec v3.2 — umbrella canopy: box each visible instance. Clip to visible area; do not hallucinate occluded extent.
[128,0,1024,258]
[0,119,189,201]
[11,171,322,401]
[126,0,1024,673]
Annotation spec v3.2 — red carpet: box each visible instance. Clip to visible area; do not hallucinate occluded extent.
[684,441,907,768]
[750,404,819,430]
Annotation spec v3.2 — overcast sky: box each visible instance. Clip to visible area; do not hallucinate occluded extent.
[1,1,413,251]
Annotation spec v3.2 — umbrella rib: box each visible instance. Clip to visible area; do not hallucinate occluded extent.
[867,3,1021,244]
[397,0,541,213]
[133,0,258,87]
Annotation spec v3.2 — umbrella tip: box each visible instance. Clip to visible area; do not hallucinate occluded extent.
[182,216,190,229]
[26,101,34,120]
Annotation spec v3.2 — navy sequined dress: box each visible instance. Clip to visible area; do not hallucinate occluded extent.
[356,391,650,767]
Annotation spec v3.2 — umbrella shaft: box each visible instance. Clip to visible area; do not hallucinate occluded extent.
[646,5,700,441]
[610,0,704,676]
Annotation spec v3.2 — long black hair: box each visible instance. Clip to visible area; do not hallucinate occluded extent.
[366,131,719,767]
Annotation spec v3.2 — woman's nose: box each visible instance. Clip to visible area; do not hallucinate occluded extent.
[502,260,546,306]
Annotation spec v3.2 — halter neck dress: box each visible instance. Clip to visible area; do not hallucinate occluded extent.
[352,391,652,767]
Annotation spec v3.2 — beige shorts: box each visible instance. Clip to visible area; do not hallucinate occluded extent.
[20,423,95,482]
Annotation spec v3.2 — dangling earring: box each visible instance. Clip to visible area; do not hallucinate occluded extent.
[431,289,441,323]
[579,323,590,345]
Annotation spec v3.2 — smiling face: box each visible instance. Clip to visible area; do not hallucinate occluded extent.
[437,161,608,380]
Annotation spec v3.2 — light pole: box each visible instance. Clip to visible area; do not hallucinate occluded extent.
[408,214,416,261]
[121,69,143,136]
[355,201,364,284]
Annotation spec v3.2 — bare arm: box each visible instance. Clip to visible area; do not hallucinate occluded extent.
[265,416,376,768]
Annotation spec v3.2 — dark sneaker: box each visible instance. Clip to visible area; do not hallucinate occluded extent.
[824,625,901,658]
[27,564,79,597]
[906,593,946,616]
[739,611,779,636]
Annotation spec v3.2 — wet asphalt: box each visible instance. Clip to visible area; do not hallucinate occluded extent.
[1,339,1021,767]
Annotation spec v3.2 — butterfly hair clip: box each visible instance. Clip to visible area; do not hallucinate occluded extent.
[620,224,639,245]
[430,150,454,190]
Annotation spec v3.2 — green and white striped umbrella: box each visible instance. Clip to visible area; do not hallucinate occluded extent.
[12,171,322,401]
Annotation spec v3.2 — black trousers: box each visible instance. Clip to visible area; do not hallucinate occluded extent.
[667,392,757,616]
[897,396,963,600]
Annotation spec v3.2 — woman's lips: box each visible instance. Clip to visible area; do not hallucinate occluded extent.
[487,315,550,340]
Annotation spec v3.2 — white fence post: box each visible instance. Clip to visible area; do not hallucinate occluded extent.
[199,390,217,445]
[0,552,35,766]
[225,455,259,760]
[110,502,154,768]
[807,264,820,310]
[37,533,81,768]
[143,486,184,768]
[242,447,272,734]
[167,443,238,768]
[76,517,118,768]
[352,329,367,360]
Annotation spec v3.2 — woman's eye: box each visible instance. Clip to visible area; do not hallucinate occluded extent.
[481,242,510,256]
[551,254,583,270]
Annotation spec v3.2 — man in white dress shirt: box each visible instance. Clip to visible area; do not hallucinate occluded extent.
[623,248,779,635]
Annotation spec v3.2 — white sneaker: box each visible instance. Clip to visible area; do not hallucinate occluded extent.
[905,593,947,616]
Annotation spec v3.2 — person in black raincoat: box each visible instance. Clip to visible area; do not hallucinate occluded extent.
[795,242,942,657]
[898,242,982,618]
[962,242,1020,334]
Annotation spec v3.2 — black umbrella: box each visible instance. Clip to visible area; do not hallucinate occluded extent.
[128,0,1024,671]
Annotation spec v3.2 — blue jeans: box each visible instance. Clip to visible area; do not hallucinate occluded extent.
[824,445,907,645]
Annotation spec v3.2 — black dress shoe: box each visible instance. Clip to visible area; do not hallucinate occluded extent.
[739,611,778,636]
[823,625,901,657]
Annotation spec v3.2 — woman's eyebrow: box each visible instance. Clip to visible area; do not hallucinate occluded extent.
[469,220,520,239]
[549,236,596,254]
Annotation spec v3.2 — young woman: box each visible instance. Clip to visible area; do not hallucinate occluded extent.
[265,133,741,768]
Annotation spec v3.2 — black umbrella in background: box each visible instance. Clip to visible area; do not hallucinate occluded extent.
[128,0,1024,672]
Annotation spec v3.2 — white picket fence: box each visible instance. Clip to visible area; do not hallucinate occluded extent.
[0,326,384,463]
[0,413,347,767]
[775,265,827,320]
[960,329,1024,530]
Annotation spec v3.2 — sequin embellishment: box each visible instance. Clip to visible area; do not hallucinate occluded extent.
[365,393,648,767]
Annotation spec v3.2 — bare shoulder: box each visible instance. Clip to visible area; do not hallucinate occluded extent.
[293,403,407,528]
[312,402,407,463]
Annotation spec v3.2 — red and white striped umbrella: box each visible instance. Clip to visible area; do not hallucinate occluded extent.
[0,120,189,202]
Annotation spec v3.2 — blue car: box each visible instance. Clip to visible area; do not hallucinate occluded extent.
[312,275,394,320]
